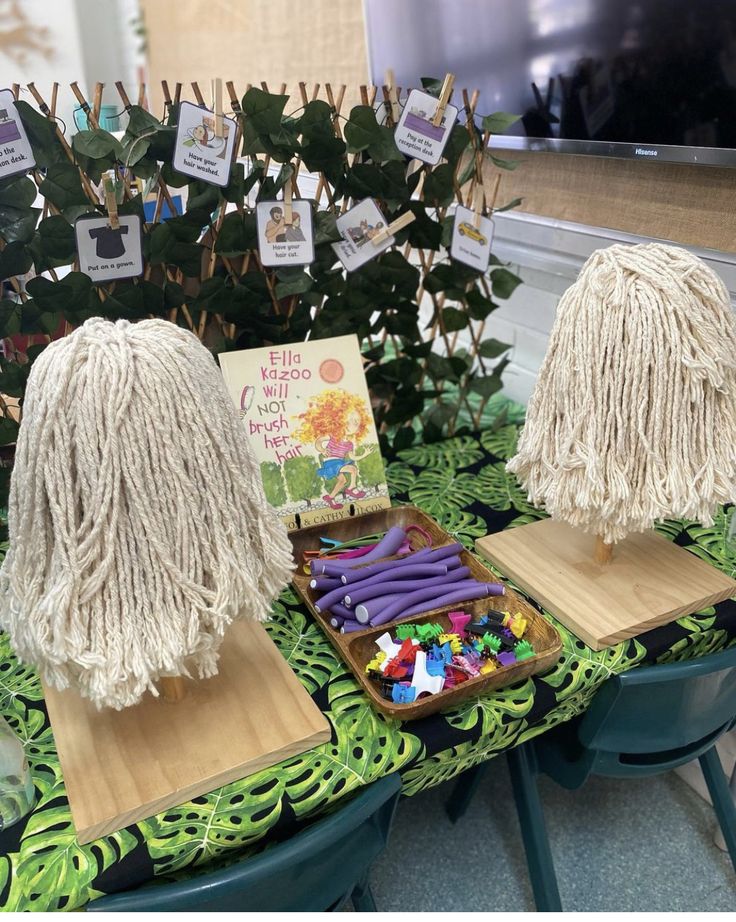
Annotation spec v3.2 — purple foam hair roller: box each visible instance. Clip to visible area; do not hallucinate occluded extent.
[340,620,368,634]
[353,593,405,624]
[329,615,344,629]
[330,602,356,621]
[399,582,505,619]
[309,576,343,592]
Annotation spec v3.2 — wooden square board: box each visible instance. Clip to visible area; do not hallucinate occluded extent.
[476,519,736,651]
[44,619,331,845]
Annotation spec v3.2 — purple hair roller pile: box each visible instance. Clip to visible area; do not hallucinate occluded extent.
[309,526,408,577]
[340,620,368,634]
[365,579,483,627]
[341,563,449,594]
[330,602,356,621]
[339,549,436,584]
[329,615,344,629]
[343,566,470,608]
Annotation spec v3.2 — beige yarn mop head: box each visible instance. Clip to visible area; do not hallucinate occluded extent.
[0,318,294,709]
[508,243,736,545]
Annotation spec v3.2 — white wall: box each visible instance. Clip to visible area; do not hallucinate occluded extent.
[3,0,141,131]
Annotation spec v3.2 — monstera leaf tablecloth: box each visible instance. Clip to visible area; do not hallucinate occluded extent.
[2,414,736,910]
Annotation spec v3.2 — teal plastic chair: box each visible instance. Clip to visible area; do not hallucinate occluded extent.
[446,645,736,911]
[88,774,401,912]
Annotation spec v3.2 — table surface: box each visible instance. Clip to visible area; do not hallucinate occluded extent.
[2,413,736,911]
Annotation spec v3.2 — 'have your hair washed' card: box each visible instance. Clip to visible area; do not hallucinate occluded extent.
[219,335,391,529]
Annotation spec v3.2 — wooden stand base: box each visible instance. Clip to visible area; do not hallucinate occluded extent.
[44,619,331,845]
[476,519,736,651]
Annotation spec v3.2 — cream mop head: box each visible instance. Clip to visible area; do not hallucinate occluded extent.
[508,243,736,544]
[0,318,294,709]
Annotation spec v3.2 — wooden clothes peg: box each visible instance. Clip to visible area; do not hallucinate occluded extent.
[103,175,120,230]
[212,78,223,138]
[283,177,293,225]
[371,209,415,246]
[472,182,485,229]
[432,72,455,127]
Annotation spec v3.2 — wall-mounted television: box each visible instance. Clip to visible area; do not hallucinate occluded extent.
[364,0,736,167]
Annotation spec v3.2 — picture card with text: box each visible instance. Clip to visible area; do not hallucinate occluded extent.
[172,101,236,188]
[0,89,35,179]
[394,89,458,166]
[450,205,494,272]
[256,199,315,267]
[74,214,144,283]
[219,334,390,530]
[331,198,393,272]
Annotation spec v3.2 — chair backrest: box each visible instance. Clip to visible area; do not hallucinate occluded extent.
[578,644,736,756]
[88,774,401,912]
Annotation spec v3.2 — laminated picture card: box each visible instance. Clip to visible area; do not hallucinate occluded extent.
[219,335,391,529]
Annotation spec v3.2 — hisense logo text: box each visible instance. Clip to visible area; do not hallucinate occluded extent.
[635,148,658,156]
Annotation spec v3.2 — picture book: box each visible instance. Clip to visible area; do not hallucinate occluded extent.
[219,335,391,530]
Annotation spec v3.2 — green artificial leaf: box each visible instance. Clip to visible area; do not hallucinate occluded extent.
[441,306,468,332]
[25,272,87,312]
[423,163,455,209]
[36,214,76,261]
[0,176,40,243]
[481,112,521,134]
[126,104,162,136]
[420,76,444,97]
[275,269,313,299]
[0,241,32,280]
[367,125,403,163]
[0,299,22,336]
[300,136,346,173]
[408,468,479,514]
[313,210,340,245]
[265,605,339,694]
[297,100,335,140]
[478,337,510,359]
[466,287,497,320]
[72,128,123,160]
[0,358,28,397]
[488,153,519,171]
[0,416,19,445]
[399,434,483,470]
[491,266,522,299]
[15,100,61,168]
[494,196,523,214]
[215,211,257,256]
[242,87,289,136]
[442,124,472,170]
[469,372,503,399]
[344,105,382,152]
[39,163,88,214]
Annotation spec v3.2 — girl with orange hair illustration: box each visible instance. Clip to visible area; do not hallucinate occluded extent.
[292,390,373,510]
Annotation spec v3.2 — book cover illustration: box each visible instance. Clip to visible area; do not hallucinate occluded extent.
[219,335,391,529]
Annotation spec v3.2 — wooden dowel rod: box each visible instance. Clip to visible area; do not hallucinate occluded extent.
[159,676,187,702]
[594,536,613,565]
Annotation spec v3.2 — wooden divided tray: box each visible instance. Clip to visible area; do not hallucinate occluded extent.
[289,506,562,719]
